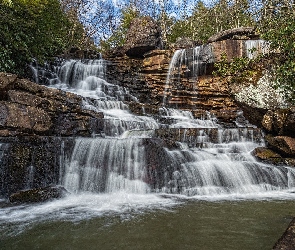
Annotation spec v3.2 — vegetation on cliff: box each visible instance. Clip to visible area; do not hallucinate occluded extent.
[0,0,294,103]
[0,0,94,76]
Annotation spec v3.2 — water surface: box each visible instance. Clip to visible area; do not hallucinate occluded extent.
[0,196,294,250]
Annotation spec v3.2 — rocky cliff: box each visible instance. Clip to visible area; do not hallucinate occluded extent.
[0,72,105,199]
[0,72,104,137]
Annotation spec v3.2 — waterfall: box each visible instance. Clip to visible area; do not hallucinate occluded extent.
[163,133,295,196]
[62,138,149,194]
[245,40,270,59]
[163,45,214,106]
[28,57,295,199]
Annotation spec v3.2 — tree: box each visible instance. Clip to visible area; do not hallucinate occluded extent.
[258,1,295,102]
[99,6,140,51]
[0,0,89,75]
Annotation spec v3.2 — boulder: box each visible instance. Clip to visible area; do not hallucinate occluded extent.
[173,37,202,49]
[9,186,69,203]
[124,16,162,58]
[266,135,295,157]
[207,27,256,43]
[252,147,283,165]
[262,107,295,136]
[0,72,104,136]
[273,218,295,250]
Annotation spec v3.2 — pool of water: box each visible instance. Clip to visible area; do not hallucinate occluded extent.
[0,194,294,250]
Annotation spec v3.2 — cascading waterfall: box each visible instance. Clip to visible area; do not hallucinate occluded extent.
[163,44,214,106]
[27,56,295,199]
[2,52,295,246]
[62,138,149,194]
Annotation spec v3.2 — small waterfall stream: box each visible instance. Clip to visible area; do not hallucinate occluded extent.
[163,44,214,106]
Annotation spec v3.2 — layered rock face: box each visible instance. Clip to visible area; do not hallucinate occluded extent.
[105,39,261,124]
[0,73,104,137]
[0,73,105,199]
[104,24,269,125]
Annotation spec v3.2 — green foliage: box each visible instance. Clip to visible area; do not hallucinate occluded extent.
[259,4,295,103]
[213,53,253,78]
[167,0,254,44]
[100,7,140,51]
[0,0,87,76]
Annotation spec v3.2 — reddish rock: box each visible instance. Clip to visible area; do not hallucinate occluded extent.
[211,40,244,62]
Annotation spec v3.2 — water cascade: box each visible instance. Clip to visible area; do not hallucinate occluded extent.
[245,40,270,59]
[27,56,295,199]
[163,45,214,106]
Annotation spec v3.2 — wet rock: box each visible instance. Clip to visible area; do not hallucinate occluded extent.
[0,136,75,197]
[155,128,220,147]
[266,135,295,157]
[252,147,283,165]
[9,186,69,203]
[0,72,104,136]
[123,17,162,58]
[273,218,295,250]
[207,27,256,43]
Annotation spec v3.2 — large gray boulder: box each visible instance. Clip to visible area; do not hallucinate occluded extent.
[207,27,257,43]
[124,16,162,58]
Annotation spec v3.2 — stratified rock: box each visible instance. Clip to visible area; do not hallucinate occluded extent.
[207,27,256,43]
[124,16,162,58]
[273,218,295,250]
[9,186,69,203]
[0,72,104,136]
[105,49,241,124]
[266,135,295,157]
